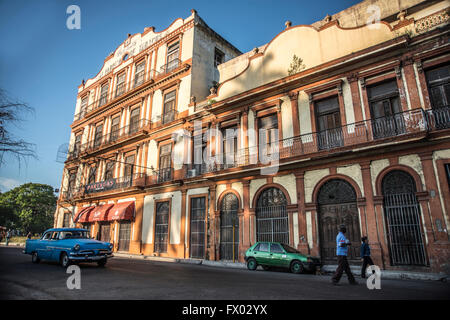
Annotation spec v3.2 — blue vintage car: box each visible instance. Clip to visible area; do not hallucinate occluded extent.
[24,228,113,267]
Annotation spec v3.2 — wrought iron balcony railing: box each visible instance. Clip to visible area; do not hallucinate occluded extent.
[73,70,158,122]
[59,169,176,201]
[426,105,450,130]
[68,119,149,158]
[184,107,449,178]
[160,59,180,76]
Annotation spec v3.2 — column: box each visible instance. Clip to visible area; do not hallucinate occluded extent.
[360,161,385,268]
[180,189,187,258]
[403,58,421,109]
[289,91,300,137]
[419,152,447,241]
[242,180,251,249]
[295,172,309,254]
[347,74,364,122]
[208,184,216,260]
[130,196,144,254]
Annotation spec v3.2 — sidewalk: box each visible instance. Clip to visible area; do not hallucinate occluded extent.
[113,252,449,282]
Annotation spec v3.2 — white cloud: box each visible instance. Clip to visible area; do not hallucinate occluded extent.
[0,177,22,192]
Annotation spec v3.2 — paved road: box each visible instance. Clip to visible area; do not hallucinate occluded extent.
[0,246,449,300]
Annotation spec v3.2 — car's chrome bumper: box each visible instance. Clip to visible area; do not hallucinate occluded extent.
[69,252,113,262]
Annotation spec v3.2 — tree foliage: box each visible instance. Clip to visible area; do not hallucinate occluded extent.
[0,183,56,233]
[0,88,36,166]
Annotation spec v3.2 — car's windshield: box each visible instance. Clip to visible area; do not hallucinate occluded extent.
[59,231,90,240]
[281,243,300,253]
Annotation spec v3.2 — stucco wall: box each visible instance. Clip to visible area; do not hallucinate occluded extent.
[304,168,330,203]
[142,191,182,245]
[337,164,364,197]
[273,174,297,204]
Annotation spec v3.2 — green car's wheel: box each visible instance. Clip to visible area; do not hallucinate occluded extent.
[290,260,304,274]
[31,252,40,264]
[247,258,257,271]
[60,252,70,268]
[97,258,107,267]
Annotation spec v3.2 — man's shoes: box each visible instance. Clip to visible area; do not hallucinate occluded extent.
[350,281,358,285]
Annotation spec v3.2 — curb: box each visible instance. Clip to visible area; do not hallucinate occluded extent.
[321,264,449,282]
[0,243,25,248]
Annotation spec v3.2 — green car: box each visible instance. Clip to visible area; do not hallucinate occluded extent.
[244,242,321,274]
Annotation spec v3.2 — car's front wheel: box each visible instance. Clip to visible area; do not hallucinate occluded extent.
[290,260,304,274]
[31,252,40,264]
[60,252,70,268]
[97,258,107,267]
[247,258,257,271]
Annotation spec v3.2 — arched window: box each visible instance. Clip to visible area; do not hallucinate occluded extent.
[382,170,427,266]
[219,193,239,261]
[255,187,288,243]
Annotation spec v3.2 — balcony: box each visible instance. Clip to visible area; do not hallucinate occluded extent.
[151,109,179,126]
[60,169,176,201]
[160,59,180,76]
[73,70,158,122]
[184,107,450,178]
[75,119,150,157]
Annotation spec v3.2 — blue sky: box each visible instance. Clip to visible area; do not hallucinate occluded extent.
[0,0,360,192]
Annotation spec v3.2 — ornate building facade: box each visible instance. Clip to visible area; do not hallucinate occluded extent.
[55,0,450,273]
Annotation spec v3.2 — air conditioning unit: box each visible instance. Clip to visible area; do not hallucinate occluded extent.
[187,169,197,177]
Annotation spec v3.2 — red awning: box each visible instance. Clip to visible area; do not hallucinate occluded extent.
[76,206,94,223]
[91,204,114,222]
[108,201,135,221]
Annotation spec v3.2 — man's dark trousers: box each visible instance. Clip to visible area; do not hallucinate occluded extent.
[361,256,374,278]
[332,256,356,284]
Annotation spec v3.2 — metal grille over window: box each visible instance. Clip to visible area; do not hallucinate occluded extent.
[118,221,131,252]
[154,201,169,253]
[190,197,206,259]
[256,188,288,244]
[115,73,126,97]
[382,170,427,266]
[99,83,109,107]
[220,193,239,261]
[162,91,176,124]
[110,116,120,142]
[93,124,104,148]
[129,108,140,134]
[165,42,180,73]
[214,48,225,67]
[134,62,145,87]
[158,144,172,182]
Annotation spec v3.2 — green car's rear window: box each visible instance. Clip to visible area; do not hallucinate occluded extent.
[270,243,284,253]
[255,243,269,252]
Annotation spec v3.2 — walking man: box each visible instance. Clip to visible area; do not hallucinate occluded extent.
[360,236,374,278]
[332,224,357,285]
